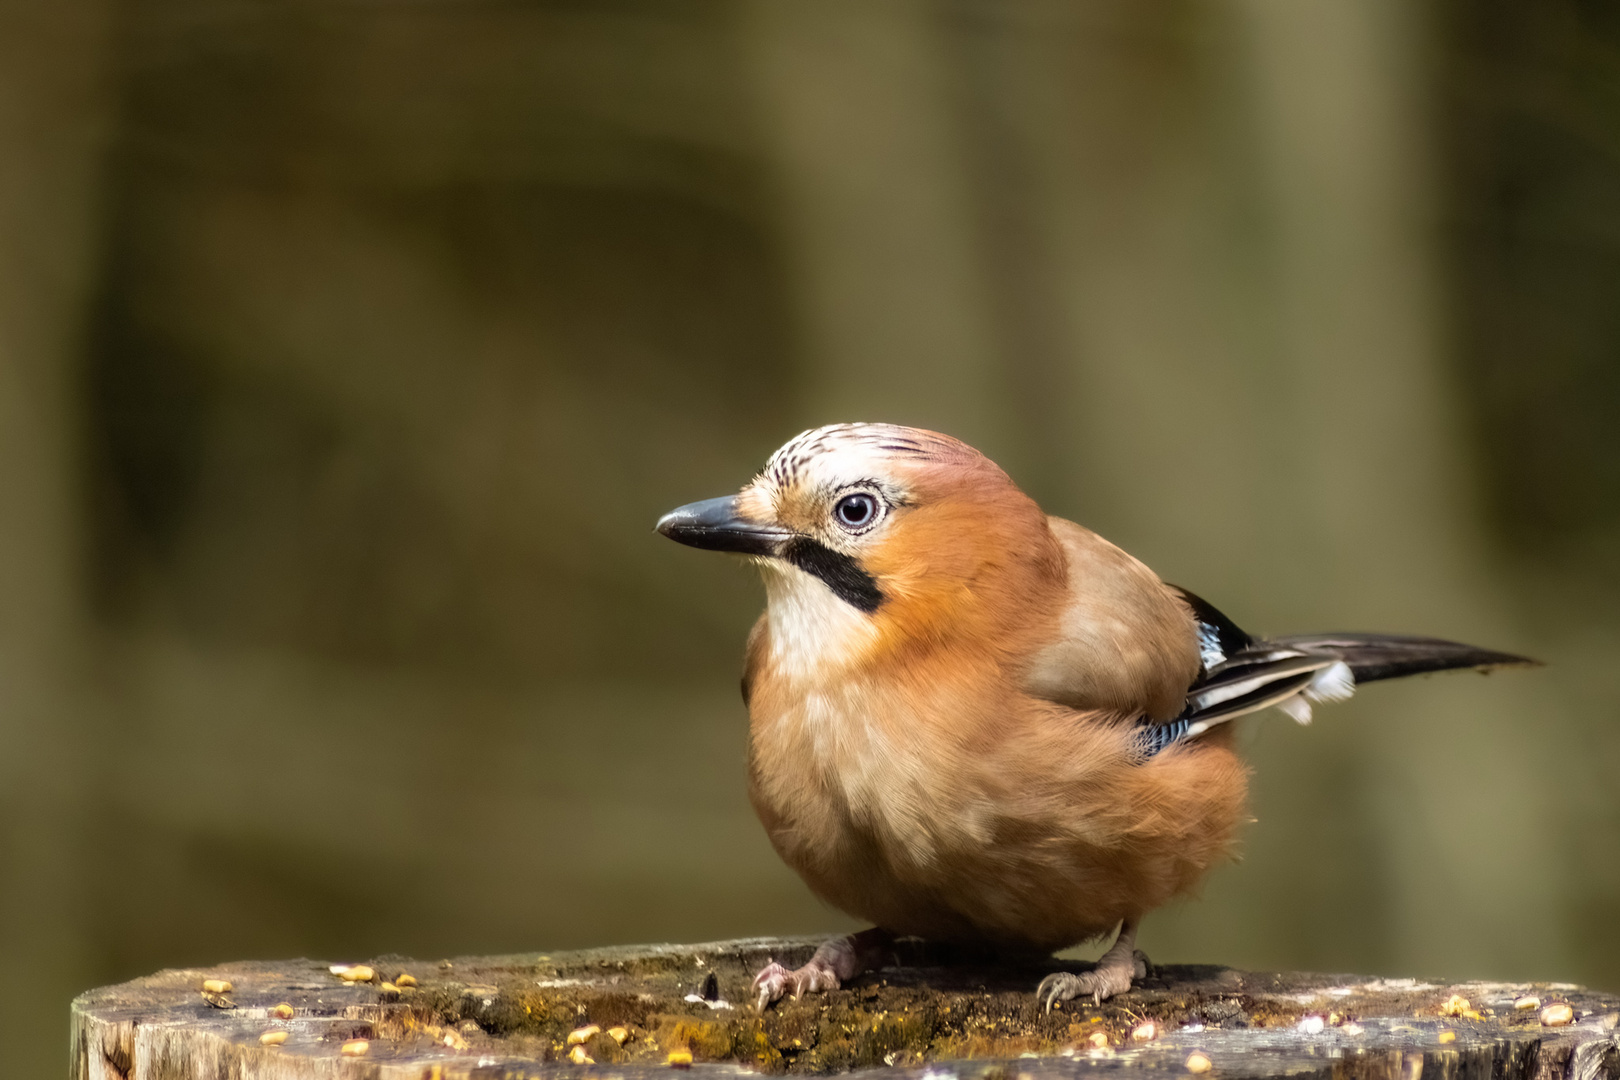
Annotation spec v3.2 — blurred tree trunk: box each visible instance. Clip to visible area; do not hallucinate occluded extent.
[0,0,114,1072]
[737,0,1014,452]
[1172,0,1560,977]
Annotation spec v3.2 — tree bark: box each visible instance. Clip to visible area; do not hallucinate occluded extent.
[72,937,1620,1078]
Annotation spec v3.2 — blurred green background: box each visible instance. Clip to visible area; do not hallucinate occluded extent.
[4,0,1620,1072]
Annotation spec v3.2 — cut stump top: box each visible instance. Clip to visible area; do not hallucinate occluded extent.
[72,936,1620,1079]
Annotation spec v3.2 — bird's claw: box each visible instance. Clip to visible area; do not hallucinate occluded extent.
[751,958,840,1012]
[1036,971,1084,1012]
[752,961,794,1012]
[1036,957,1140,1012]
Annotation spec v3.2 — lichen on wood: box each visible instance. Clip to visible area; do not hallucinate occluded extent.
[71,937,1620,1078]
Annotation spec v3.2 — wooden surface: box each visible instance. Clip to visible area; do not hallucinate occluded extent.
[72,937,1620,1079]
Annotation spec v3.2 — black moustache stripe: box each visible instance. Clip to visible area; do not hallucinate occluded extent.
[781,537,885,614]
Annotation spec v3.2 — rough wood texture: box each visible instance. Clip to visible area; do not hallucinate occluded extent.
[72,937,1620,1079]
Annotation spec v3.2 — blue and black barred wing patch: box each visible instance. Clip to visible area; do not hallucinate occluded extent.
[1139,588,1339,756]
[1137,650,1332,756]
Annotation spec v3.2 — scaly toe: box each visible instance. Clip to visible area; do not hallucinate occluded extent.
[796,960,840,996]
[752,961,796,1012]
[1085,962,1136,1003]
[1036,971,1084,1013]
[1035,963,1137,1011]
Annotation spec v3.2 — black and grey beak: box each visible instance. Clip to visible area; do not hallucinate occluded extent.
[658,495,887,614]
[656,496,793,557]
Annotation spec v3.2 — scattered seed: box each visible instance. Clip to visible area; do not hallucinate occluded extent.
[608,1027,629,1045]
[1541,1003,1574,1027]
[569,1045,593,1065]
[202,979,233,994]
[259,1031,288,1046]
[1514,996,1540,1011]
[668,1050,693,1068]
[330,964,375,983]
[1087,1031,1109,1049]
[1185,1051,1212,1073]
[270,1003,295,1020]
[1438,1030,1456,1044]
[1440,994,1482,1020]
[1130,1022,1157,1042]
[1298,1016,1325,1035]
[396,973,418,988]
[568,1025,600,1045]
[340,1039,369,1056]
[200,992,236,1010]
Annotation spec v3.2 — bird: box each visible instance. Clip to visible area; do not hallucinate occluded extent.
[656,423,1534,1013]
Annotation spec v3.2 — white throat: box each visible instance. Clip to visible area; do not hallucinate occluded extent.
[758,560,879,682]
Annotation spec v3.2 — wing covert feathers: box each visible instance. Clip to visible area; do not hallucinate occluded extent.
[1022,518,1202,721]
[1021,539,1537,754]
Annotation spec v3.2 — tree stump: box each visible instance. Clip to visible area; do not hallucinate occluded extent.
[71,936,1620,1079]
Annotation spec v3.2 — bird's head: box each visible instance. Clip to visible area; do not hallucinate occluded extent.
[658,424,1062,673]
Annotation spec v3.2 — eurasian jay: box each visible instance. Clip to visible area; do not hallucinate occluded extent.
[657,423,1532,1011]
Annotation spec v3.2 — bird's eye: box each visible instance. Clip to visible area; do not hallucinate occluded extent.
[833,492,879,532]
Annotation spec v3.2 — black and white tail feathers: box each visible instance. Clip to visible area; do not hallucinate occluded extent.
[1139,588,1537,755]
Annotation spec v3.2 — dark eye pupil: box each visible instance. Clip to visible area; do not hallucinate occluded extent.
[837,494,875,527]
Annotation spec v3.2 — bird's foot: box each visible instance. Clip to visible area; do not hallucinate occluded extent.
[752,956,842,1011]
[1037,949,1149,1011]
[752,928,895,1012]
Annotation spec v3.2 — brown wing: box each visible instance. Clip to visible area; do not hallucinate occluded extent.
[1021,517,1202,721]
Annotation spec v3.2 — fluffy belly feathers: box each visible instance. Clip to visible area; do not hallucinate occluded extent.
[745,679,1250,952]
